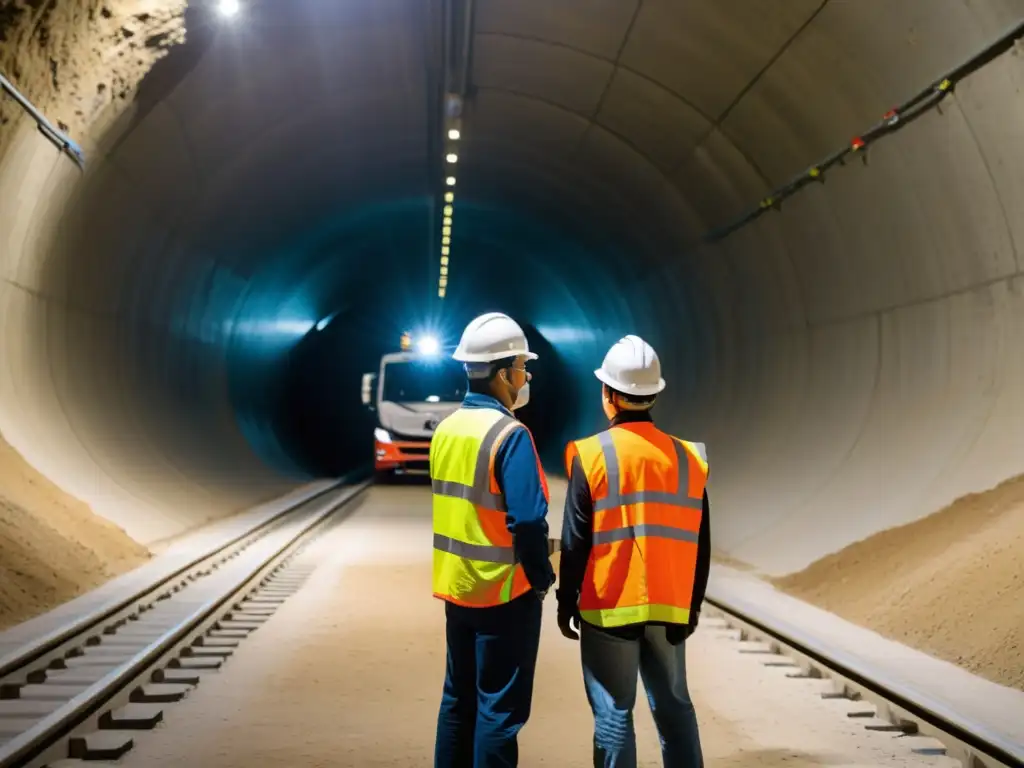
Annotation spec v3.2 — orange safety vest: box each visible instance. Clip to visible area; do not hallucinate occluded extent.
[431,407,550,608]
[566,421,708,628]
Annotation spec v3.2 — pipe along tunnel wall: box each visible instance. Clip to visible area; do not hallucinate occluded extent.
[0,1,1023,687]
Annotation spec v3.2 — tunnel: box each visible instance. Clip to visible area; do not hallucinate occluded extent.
[2,0,1023,698]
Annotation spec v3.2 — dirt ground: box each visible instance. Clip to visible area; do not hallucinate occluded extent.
[773,474,1024,691]
[0,435,150,629]
[114,486,958,768]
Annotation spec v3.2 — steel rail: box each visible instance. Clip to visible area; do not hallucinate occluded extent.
[0,477,353,681]
[0,479,370,768]
[704,595,1021,768]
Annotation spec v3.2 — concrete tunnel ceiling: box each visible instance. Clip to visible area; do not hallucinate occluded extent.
[2,0,1024,572]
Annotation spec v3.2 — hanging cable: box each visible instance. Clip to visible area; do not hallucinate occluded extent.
[704,18,1024,245]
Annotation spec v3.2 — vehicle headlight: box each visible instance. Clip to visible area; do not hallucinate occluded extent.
[374,427,392,444]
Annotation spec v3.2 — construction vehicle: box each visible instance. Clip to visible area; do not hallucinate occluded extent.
[361,332,465,478]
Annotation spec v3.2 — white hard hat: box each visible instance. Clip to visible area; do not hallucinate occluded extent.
[452,312,538,363]
[595,335,666,397]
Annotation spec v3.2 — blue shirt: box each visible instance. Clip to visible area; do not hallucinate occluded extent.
[461,392,556,594]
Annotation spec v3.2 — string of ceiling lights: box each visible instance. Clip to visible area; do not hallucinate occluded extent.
[438,124,460,300]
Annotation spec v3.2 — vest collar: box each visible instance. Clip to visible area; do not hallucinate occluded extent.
[462,391,514,418]
[610,410,654,428]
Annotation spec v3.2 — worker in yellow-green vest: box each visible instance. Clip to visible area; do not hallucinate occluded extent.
[431,311,556,768]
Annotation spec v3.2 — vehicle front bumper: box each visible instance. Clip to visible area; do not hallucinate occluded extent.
[375,437,430,474]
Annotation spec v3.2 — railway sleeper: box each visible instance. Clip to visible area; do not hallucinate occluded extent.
[152,667,202,685]
[129,683,191,704]
[99,703,165,731]
[67,730,135,760]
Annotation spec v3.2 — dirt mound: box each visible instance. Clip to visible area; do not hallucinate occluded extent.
[0,0,186,159]
[0,435,150,630]
[774,475,1024,691]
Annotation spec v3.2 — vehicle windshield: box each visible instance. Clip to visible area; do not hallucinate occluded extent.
[382,358,466,404]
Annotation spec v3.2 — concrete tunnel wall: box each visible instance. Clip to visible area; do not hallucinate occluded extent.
[1,0,1023,572]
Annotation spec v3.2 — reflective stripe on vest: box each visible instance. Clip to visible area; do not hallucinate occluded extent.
[592,430,704,537]
[573,424,708,629]
[431,407,534,607]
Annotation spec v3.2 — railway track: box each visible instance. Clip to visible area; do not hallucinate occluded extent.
[703,597,1022,768]
[0,479,370,768]
[2,480,1017,768]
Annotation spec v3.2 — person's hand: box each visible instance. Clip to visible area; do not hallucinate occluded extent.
[667,612,699,646]
[556,589,581,641]
[558,610,580,641]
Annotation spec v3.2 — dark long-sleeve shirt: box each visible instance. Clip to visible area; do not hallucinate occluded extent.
[461,393,555,594]
[557,411,711,638]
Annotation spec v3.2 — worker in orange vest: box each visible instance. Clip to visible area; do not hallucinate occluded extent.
[555,335,710,768]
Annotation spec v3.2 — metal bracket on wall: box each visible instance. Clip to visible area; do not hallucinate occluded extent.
[0,71,86,170]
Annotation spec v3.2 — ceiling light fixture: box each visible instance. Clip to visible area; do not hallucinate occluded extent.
[217,0,240,17]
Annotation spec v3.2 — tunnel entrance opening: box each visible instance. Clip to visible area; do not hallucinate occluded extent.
[270,317,574,482]
[271,305,380,479]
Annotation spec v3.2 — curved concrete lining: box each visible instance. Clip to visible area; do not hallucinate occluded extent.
[1,0,1023,573]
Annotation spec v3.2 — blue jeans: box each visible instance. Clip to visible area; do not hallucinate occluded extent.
[435,592,543,768]
[580,622,703,768]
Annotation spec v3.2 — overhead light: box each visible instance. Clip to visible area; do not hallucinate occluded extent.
[217,0,241,17]
[445,176,456,186]
[441,255,449,265]
[438,288,446,298]
[442,236,450,245]
[444,192,454,203]
[441,248,449,257]
[446,153,458,163]
[440,277,448,287]
[443,205,453,216]
[442,226,451,236]
[441,266,449,276]
[443,217,452,226]
[448,129,461,140]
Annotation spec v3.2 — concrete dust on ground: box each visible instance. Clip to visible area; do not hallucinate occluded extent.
[0,436,150,629]
[775,474,1024,691]
[114,486,958,768]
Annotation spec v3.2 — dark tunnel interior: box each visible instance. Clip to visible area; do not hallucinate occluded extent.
[102,0,641,485]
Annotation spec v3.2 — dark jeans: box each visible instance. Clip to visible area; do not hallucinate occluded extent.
[435,592,543,768]
[580,622,703,768]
